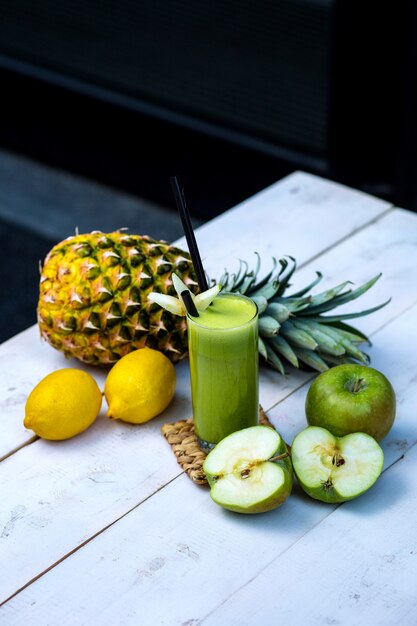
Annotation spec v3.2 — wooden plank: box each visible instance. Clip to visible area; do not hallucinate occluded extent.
[174,171,392,281]
[2,300,416,625]
[0,473,328,625]
[0,171,391,456]
[0,207,415,602]
[201,456,417,624]
[0,328,108,460]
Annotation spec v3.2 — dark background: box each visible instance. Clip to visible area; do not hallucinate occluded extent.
[1,0,416,341]
[2,0,416,216]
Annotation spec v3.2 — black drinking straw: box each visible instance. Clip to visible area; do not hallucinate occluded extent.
[170,176,209,293]
[181,289,199,317]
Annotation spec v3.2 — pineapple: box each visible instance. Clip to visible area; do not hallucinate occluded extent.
[38,232,198,365]
[38,232,389,373]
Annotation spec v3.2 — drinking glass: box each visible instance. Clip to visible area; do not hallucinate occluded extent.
[187,293,259,452]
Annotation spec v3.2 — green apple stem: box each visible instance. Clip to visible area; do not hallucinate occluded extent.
[347,377,367,393]
[353,377,364,393]
[240,453,291,480]
[212,450,291,482]
[269,451,291,463]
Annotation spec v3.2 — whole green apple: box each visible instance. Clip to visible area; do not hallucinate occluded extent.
[305,364,396,441]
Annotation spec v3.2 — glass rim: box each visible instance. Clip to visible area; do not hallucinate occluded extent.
[186,292,258,331]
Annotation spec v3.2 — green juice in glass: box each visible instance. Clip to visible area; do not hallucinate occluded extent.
[187,293,259,452]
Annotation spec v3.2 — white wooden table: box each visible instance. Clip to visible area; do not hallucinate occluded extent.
[1,172,417,625]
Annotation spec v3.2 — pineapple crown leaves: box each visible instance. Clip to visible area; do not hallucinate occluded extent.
[149,253,390,375]
[214,254,391,374]
[148,273,222,316]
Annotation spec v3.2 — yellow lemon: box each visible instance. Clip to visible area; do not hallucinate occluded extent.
[24,368,102,440]
[104,347,176,424]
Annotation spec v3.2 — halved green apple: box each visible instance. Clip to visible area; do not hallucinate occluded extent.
[291,426,384,503]
[203,425,293,514]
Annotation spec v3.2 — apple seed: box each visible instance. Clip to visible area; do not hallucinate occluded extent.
[332,453,345,467]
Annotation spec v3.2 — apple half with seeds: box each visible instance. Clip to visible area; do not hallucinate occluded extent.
[292,426,384,503]
[203,425,293,514]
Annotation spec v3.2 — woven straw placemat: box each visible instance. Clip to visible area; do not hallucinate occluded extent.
[162,406,274,485]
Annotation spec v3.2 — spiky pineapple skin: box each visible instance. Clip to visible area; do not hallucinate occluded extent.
[38,232,198,366]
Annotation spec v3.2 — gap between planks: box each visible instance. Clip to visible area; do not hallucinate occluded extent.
[0,436,38,463]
